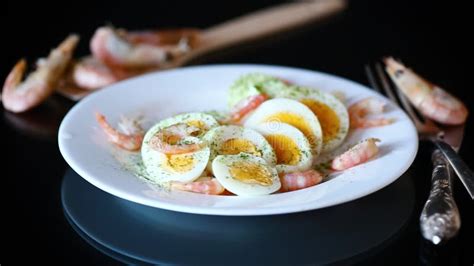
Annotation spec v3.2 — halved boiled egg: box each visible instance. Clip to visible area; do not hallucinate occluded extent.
[252,122,313,174]
[277,87,349,152]
[141,112,218,183]
[212,153,281,196]
[203,125,277,170]
[244,98,323,157]
[152,112,220,137]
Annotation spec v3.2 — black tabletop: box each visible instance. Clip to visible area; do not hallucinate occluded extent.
[3,0,473,265]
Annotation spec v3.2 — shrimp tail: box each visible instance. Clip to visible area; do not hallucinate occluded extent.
[58,34,80,54]
[2,59,27,93]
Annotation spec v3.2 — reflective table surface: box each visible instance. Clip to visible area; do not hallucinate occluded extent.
[3,0,473,265]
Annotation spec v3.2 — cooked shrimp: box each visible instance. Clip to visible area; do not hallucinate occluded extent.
[73,56,153,90]
[90,26,192,69]
[2,35,79,113]
[384,57,468,125]
[148,123,203,155]
[95,112,144,151]
[280,169,323,192]
[120,28,199,47]
[231,94,268,123]
[331,138,380,171]
[170,177,225,195]
[73,57,120,90]
[349,97,394,129]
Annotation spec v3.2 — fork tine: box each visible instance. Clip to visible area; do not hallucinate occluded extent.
[364,64,382,93]
[373,61,424,126]
[374,62,399,106]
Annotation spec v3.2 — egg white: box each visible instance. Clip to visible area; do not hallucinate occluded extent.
[212,153,281,196]
[253,122,313,174]
[203,125,277,172]
[244,98,323,157]
[141,112,218,183]
[279,87,349,152]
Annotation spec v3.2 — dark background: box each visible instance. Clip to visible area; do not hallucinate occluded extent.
[3,0,473,265]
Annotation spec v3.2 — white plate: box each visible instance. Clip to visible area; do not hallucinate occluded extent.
[58,64,418,216]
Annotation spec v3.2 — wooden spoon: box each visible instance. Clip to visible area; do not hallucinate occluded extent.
[57,0,346,100]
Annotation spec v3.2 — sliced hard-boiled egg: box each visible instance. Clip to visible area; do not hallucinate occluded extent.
[203,125,277,169]
[276,87,349,152]
[244,98,323,157]
[212,153,281,196]
[141,112,218,183]
[252,122,313,174]
[153,112,220,137]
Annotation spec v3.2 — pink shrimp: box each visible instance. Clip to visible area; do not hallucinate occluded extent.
[72,56,153,90]
[384,57,468,125]
[170,178,225,195]
[120,28,199,47]
[72,57,120,90]
[148,123,203,155]
[280,169,323,192]
[331,138,380,171]
[95,112,144,151]
[349,97,394,129]
[230,94,268,123]
[2,35,79,113]
[90,26,193,69]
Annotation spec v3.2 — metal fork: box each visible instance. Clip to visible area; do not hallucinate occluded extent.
[365,62,464,244]
[365,62,474,199]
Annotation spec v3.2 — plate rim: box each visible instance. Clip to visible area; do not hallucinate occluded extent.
[58,63,419,216]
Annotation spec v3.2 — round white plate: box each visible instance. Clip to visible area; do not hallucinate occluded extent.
[58,64,418,216]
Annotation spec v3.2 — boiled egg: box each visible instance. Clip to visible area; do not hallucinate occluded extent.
[203,125,277,171]
[277,87,349,152]
[244,98,323,157]
[141,112,218,183]
[252,122,313,174]
[212,153,281,196]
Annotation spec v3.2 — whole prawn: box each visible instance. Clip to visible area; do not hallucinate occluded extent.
[384,57,467,125]
[2,35,79,113]
[90,26,196,69]
[95,112,144,151]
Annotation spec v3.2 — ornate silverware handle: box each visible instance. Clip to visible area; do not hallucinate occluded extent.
[420,149,461,245]
[434,140,474,199]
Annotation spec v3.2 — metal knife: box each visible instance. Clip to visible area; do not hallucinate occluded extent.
[420,125,465,244]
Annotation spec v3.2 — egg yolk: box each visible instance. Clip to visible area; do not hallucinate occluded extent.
[186,120,207,136]
[220,138,262,157]
[229,161,273,186]
[265,134,300,165]
[165,154,195,172]
[264,112,317,149]
[300,99,340,143]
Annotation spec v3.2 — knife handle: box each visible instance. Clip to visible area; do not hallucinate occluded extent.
[420,149,461,244]
[434,140,474,199]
